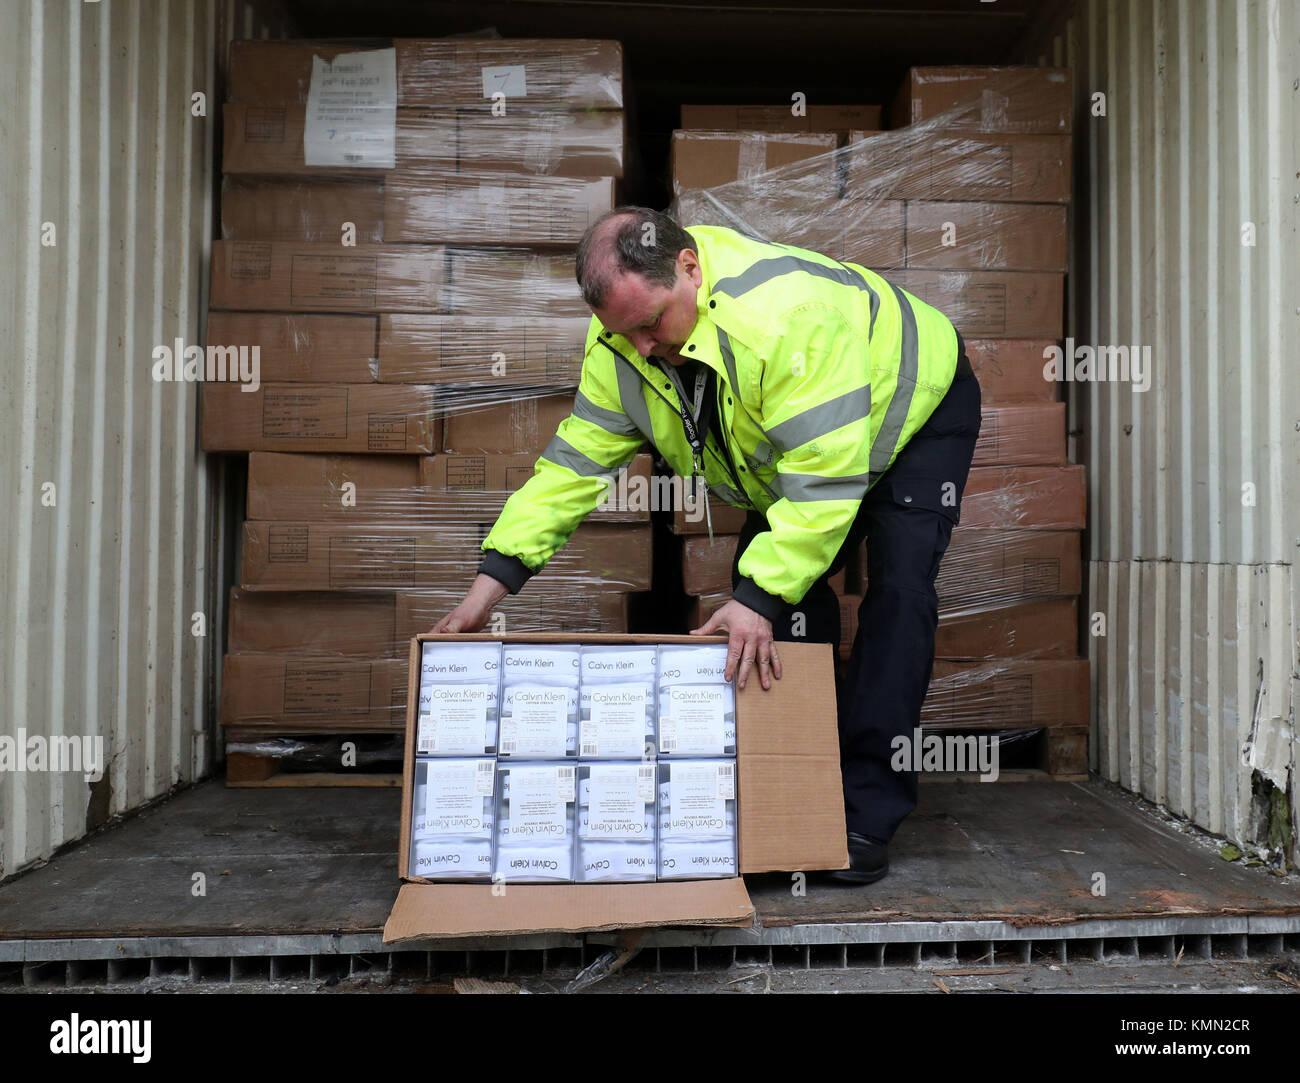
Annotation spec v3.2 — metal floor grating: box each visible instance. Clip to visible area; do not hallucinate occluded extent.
[5,922,1300,988]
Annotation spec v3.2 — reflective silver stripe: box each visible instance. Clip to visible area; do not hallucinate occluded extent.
[572,389,640,437]
[871,281,920,475]
[608,347,656,440]
[777,471,873,503]
[540,434,620,478]
[766,384,871,452]
[715,328,780,503]
[711,254,880,318]
[709,481,748,504]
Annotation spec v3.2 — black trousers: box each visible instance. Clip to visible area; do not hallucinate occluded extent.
[729,332,982,843]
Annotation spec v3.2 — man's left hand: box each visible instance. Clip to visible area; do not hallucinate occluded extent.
[690,599,784,691]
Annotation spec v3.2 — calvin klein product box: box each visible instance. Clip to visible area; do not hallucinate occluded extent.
[576,763,658,882]
[656,759,738,880]
[408,757,497,882]
[494,761,577,883]
[416,642,501,756]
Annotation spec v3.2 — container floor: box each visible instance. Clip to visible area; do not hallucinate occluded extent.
[1,777,1297,941]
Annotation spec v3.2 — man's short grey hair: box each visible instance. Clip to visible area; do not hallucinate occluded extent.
[575,206,696,308]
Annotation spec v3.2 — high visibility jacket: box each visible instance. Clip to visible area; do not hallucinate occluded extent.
[479,224,960,620]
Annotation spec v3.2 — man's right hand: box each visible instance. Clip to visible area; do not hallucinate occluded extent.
[432,573,510,634]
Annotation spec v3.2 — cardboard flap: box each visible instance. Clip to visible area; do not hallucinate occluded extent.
[383,880,755,943]
[735,641,849,873]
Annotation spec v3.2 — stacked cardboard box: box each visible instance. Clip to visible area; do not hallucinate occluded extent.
[208,39,651,745]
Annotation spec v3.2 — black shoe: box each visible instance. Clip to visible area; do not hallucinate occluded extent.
[826,832,889,884]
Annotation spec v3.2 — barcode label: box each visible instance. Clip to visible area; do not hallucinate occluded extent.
[581,743,599,757]
[476,760,495,796]
[557,765,575,799]
[718,763,735,799]
[660,736,677,753]
[500,740,517,755]
[637,765,655,802]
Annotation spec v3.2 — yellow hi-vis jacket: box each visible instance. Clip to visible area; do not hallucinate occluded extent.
[478,224,960,620]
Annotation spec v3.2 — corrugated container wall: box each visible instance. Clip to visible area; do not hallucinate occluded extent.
[1020,0,1299,863]
[0,0,292,880]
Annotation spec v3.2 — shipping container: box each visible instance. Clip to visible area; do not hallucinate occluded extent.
[0,0,1297,997]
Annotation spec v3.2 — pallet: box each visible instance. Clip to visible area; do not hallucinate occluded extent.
[224,729,405,789]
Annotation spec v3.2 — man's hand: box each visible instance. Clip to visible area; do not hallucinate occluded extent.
[690,599,784,691]
[432,573,510,634]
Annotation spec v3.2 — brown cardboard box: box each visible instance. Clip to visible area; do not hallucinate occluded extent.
[227,38,624,110]
[377,315,588,386]
[889,67,1072,133]
[921,658,1090,729]
[676,190,906,268]
[682,534,741,597]
[221,175,614,246]
[670,500,750,536]
[209,241,445,314]
[422,451,651,493]
[935,597,1079,659]
[444,248,586,318]
[959,465,1086,529]
[223,105,626,178]
[394,589,630,639]
[205,313,379,383]
[247,452,424,520]
[681,103,882,133]
[239,521,654,592]
[385,633,847,940]
[938,529,1082,609]
[201,384,438,454]
[688,591,731,628]
[227,587,400,656]
[220,654,406,730]
[965,339,1058,402]
[845,131,1071,203]
[837,593,860,660]
[670,130,838,195]
[904,202,1068,272]
[383,174,614,245]
[973,403,1067,466]
[887,269,1064,338]
[440,392,575,455]
[221,177,385,243]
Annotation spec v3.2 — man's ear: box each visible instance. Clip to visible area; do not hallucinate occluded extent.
[680,248,703,287]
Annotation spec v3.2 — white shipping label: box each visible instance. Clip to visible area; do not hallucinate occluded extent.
[587,767,651,839]
[509,767,568,839]
[669,762,726,833]
[418,685,491,754]
[665,685,728,754]
[482,64,527,98]
[501,685,569,755]
[303,48,397,168]
[424,762,486,835]
[585,684,647,757]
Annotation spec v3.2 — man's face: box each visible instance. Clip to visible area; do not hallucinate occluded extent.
[592,249,703,364]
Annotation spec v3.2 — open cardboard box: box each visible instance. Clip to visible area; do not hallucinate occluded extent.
[383,633,849,943]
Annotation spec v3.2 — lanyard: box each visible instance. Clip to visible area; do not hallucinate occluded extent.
[659,358,715,540]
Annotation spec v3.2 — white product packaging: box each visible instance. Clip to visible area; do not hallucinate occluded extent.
[418,642,502,756]
[494,762,577,883]
[499,683,579,758]
[578,645,657,760]
[408,756,497,882]
[500,644,580,758]
[655,645,736,757]
[576,763,657,882]
[657,759,737,880]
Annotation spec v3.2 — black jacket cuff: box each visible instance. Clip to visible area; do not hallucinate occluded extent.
[732,576,788,623]
[477,549,535,595]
